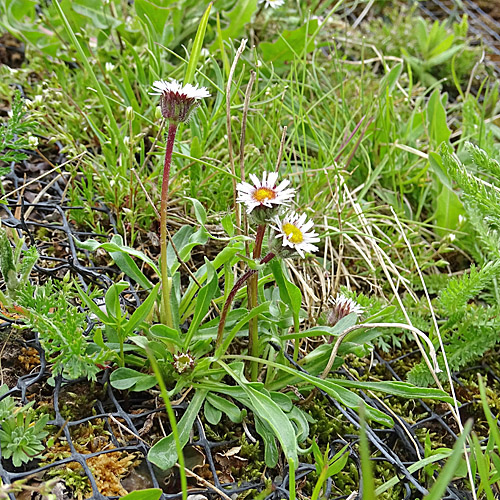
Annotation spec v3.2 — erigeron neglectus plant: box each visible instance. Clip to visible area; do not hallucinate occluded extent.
[216,171,319,380]
[150,79,210,328]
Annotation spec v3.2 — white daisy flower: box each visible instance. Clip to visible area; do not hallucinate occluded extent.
[259,0,285,8]
[327,294,364,326]
[150,79,210,123]
[236,171,296,214]
[271,211,319,258]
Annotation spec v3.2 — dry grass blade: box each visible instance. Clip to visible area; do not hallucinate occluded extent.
[390,206,477,500]
[226,38,248,235]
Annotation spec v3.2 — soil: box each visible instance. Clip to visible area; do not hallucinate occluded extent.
[0,32,24,69]
[0,334,40,389]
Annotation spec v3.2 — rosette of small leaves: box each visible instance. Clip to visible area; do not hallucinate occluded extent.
[0,404,49,467]
[0,385,16,422]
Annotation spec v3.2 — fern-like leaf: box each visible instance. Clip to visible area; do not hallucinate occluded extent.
[438,260,500,314]
[440,144,500,227]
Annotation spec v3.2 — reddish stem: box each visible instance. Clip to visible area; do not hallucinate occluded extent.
[216,252,275,349]
[160,122,178,327]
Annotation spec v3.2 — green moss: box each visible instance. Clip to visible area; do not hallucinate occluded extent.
[237,435,265,482]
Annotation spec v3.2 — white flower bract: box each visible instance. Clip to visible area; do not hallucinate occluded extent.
[236,171,296,214]
[150,79,210,100]
[271,211,319,258]
[259,0,285,8]
[330,295,364,316]
[327,294,363,326]
[327,293,364,326]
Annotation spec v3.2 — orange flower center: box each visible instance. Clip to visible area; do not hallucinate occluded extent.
[253,187,276,202]
[282,223,304,244]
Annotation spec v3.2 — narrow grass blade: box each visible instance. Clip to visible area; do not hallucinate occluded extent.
[424,420,472,500]
[184,2,212,85]
[52,0,122,150]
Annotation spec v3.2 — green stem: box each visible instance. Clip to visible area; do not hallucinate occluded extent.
[160,122,178,327]
[289,458,296,500]
[248,224,266,381]
[311,467,327,500]
[146,348,187,500]
[119,338,124,368]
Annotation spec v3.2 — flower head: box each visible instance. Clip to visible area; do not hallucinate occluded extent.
[327,294,364,327]
[173,352,195,374]
[236,171,296,221]
[150,79,210,123]
[270,211,319,258]
[259,0,285,8]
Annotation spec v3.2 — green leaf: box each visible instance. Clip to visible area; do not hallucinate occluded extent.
[281,313,358,340]
[148,390,207,470]
[427,44,463,67]
[120,489,163,500]
[332,380,453,404]
[478,376,500,451]
[109,368,157,391]
[104,281,129,321]
[427,89,450,147]
[434,183,465,235]
[149,324,183,347]
[203,400,222,426]
[74,235,158,287]
[76,284,110,324]
[71,0,122,29]
[184,2,212,85]
[206,393,244,423]
[270,260,302,332]
[109,250,154,291]
[379,62,403,95]
[167,225,209,274]
[134,0,173,45]
[260,19,319,65]
[218,361,298,465]
[184,260,218,349]
[221,213,235,237]
[124,283,160,336]
[220,0,257,41]
[186,197,207,226]
[255,415,279,467]
[327,444,349,476]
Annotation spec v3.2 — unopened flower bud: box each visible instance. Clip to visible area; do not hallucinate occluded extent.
[327,295,364,327]
[126,106,134,121]
[150,79,210,124]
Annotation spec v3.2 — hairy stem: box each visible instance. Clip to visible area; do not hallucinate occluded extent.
[160,122,178,327]
[248,224,266,381]
[216,252,275,350]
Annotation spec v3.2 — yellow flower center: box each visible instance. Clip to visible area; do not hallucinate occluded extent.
[253,187,276,202]
[282,223,304,244]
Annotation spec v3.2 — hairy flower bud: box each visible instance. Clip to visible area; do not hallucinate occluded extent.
[150,79,210,124]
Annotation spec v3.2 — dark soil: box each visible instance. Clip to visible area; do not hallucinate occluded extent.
[0,334,40,389]
[0,33,24,69]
